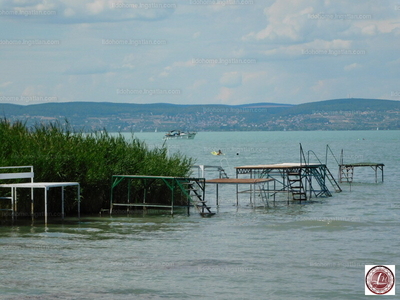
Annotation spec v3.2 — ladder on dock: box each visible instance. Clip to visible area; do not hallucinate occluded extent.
[323,166,342,192]
[306,146,342,194]
[220,168,229,179]
[287,171,307,201]
[257,184,269,207]
[339,165,354,183]
[176,179,215,217]
[308,166,342,197]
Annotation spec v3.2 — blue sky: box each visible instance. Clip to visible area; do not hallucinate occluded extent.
[1,0,400,105]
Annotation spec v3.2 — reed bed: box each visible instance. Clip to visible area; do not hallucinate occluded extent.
[0,119,193,215]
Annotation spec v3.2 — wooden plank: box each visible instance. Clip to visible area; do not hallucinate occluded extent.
[341,162,384,167]
[206,178,274,184]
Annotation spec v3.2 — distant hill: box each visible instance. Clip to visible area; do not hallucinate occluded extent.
[281,98,400,115]
[0,101,292,117]
[0,98,399,131]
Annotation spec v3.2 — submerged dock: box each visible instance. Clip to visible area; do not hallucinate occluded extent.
[110,175,215,217]
[339,162,384,183]
[206,178,275,206]
[234,162,341,203]
[108,145,385,216]
[338,149,384,183]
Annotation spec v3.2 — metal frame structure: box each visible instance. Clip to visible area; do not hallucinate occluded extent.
[0,166,80,224]
[235,162,341,202]
[339,163,384,183]
[110,175,214,217]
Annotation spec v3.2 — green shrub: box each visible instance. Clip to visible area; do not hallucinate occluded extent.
[0,119,193,214]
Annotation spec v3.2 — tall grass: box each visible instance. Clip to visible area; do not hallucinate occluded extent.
[0,118,193,214]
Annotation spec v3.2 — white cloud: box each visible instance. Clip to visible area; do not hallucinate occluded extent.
[344,63,361,71]
[193,32,201,39]
[262,38,353,59]
[1,0,400,106]
[0,81,13,88]
[86,1,106,15]
[243,0,319,42]
[0,0,176,23]
[220,72,242,88]
[64,58,110,75]
[158,60,195,77]
[216,87,234,103]
[189,79,208,90]
[361,24,378,36]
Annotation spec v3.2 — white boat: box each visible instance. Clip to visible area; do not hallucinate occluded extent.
[163,130,196,140]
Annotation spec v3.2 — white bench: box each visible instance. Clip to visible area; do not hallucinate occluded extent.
[0,166,80,224]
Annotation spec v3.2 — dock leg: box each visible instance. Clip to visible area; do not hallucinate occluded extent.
[31,187,34,222]
[77,185,81,219]
[216,184,219,206]
[44,188,48,225]
[236,183,239,206]
[14,188,18,219]
[11,187,14,222]
[171,186,174,216]
[61,186,65,220]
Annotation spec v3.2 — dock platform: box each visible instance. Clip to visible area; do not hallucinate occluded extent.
[339,162,384,183]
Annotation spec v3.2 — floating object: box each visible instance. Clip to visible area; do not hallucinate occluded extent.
[163,130,196,140]
[211,150,224,156]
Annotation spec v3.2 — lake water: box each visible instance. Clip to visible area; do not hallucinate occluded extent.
[1,131,399,299]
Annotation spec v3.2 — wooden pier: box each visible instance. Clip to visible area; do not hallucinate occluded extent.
[338,149,384,183]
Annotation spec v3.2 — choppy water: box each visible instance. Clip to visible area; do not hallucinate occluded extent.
[1,131,399,299]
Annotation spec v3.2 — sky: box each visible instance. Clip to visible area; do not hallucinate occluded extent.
[1,0,400,106]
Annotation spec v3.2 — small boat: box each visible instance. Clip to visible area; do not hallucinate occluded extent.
[163,130,196,140]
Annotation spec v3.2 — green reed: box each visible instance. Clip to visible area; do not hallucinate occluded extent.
[0,119,193,214]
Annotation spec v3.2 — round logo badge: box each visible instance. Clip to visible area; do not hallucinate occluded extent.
[365,265,395,295]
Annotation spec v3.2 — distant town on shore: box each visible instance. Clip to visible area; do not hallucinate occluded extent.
[1,98,399,131]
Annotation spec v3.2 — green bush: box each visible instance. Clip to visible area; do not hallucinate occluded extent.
[0,119,193,214]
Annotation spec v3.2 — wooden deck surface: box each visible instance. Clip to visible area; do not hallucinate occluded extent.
[206,178,274,184]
